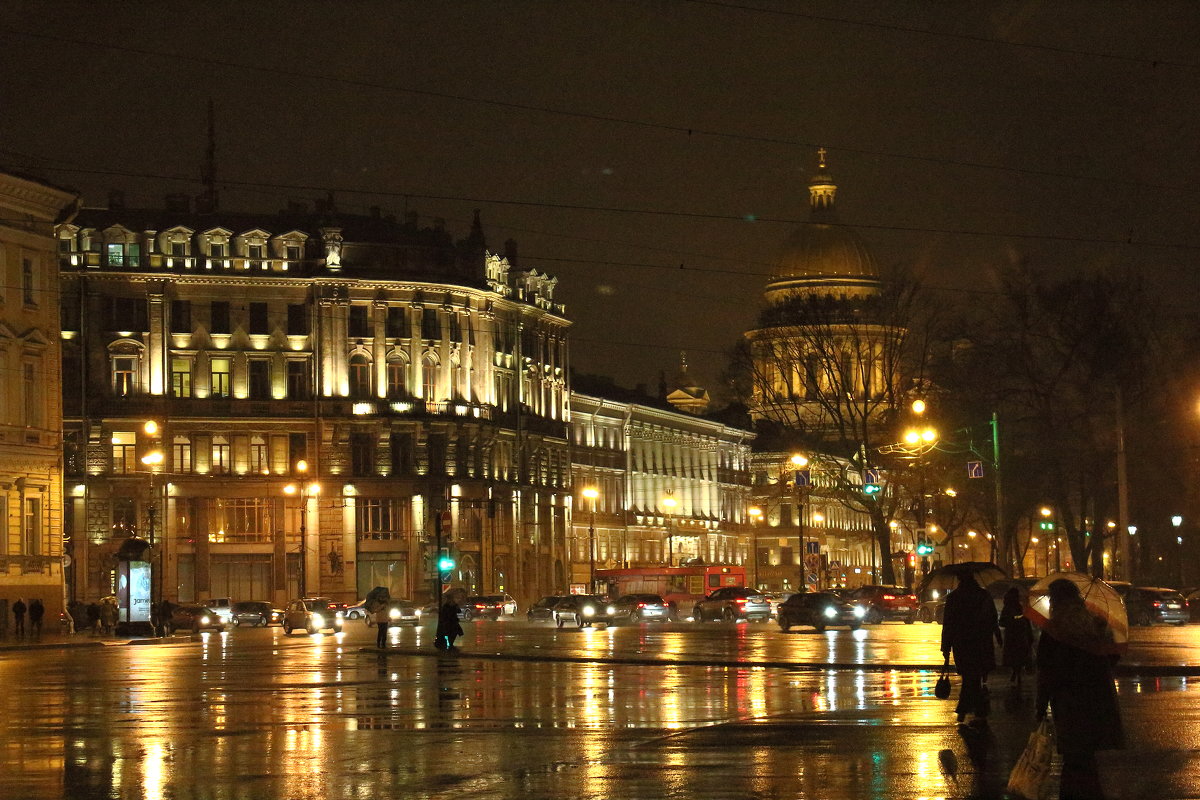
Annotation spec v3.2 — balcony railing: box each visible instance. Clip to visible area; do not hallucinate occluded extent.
[356,528,419,542]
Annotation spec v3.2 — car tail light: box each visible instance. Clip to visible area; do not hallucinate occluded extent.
[908,595,917,603]
[475,603,486,609]
[882,594,896,600]
[637,603,646,608]
[735,598,747,604]
[1153,601,1163,608]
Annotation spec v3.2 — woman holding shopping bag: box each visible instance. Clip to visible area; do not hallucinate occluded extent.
[1035,578,1124,799]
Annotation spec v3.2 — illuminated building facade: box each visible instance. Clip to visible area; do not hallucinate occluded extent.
[58,199,570,606]
[0,169,75,620]
[568,391,754,590]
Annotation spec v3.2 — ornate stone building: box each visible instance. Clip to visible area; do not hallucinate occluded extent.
[0,169,76,621]
[569,391,754,591]
[58,198,570,607]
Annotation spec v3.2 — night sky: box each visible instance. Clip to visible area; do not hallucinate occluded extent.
[3,1,1198,401]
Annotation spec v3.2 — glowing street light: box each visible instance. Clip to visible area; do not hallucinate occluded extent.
[582,487,600,590]
[662,493,678,566]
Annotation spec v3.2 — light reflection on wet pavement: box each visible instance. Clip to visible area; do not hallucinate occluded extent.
[2,621,1199,799]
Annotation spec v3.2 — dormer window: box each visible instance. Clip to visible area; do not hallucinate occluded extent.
[210,243,226,259]
[248,244,264,260]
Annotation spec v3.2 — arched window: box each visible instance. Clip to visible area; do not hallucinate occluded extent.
[109,342,143,397]
[349,354,372,398]
[421,354,438,400]
[386,357,408,399]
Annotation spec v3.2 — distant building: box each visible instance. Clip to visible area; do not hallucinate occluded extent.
[568,388,754,591]
[58,199,570,606]
[0,169,76,620]
[664,353,710,415]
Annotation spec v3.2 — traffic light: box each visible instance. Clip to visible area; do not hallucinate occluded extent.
[1039,521,1055,531]
[907,552,917,568]
[863,483,882,496]
[915,540,934,556]
[437,555,455,572]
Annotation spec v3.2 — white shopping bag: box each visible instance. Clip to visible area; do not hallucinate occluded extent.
[1006,718,1054,800]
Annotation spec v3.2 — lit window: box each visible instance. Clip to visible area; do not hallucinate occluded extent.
[112,357,137,397]
[210,357,231,398]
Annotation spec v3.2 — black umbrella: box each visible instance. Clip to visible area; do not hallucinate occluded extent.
[364,586,391,612]
[919,562,1008,597]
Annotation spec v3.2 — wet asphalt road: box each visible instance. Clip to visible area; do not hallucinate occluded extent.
[2,618,1200,799]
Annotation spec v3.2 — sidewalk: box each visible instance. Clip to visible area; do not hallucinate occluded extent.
[0,631,171,652]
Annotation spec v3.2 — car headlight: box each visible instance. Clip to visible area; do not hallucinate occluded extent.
[389,608,401,619]
[311,613,325,627]
[335,611,345,620]
[582,606,595,617]
[852,606,866,618]
[414,608,422,616]
[606,606,617,615]
[201,616,211,625]
[824,607,837,618]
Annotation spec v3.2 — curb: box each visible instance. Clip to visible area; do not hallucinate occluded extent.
[0,636,178,653]
[358,647,1200,677]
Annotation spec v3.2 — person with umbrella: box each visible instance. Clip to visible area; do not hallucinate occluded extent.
[1035,578,1124,799]
[435,589,465,651]
[940,571,1002,726]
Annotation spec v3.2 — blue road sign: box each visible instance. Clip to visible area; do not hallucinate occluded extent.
[864,468,881,484]
[794,469,811,487]
[967,460,985,479]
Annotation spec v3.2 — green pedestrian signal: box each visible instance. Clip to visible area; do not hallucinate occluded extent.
[437,555,455,572]
[915,540,934,556]
[863,483,882,496]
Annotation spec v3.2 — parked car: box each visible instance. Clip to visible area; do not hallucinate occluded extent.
[1185,588,1200,621]
[691,587,771,623]
[1127,587,1188,626]
[459,596,504,621]
[207,597,234,625]
[527,595,569,622]
[231,601,281,627]
[166,604,226,634]
[849,585,918,624]
[777,591,866,632]
[344,601,370,621]
[377,599,423,628]
[497,594,518,615]
[608,594,671,623]
[283,597,346,634]
[552,595,611,628]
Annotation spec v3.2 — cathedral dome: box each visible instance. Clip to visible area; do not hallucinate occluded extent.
[765,149,880,300]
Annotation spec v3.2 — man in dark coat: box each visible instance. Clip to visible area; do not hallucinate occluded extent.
[28,599,44,638]
[940,573,1001,725]
[1037,579,1123,799]
[11,598,26,638]
[435,593,465,651]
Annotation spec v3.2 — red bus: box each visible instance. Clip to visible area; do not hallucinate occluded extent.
[595,565,748,618]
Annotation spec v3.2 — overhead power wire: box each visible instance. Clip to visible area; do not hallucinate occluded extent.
[680,0,1200,70]
[6,158,1200,253]
[0,27,1195,195]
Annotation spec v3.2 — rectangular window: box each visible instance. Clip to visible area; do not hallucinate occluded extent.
[22,362,39,427]
[113,357,137,397]
[390,433,414,475]
[172,436,193,473]
[171,358,192,398]
[22,498,41,556]
[211,438,231,474]
[210,301,230,334]
[286,304,308,336]
[210,243,226,259]
[286,360,310,399]
[59,237,72,254]
[210,357,231,398]
[22,258,35,305]
[111,498,136,539]
[250,439,269,474]
[127,243,141,268]
[350,432,374,476]
[386,306,406,338]
[348,305,369,338]
[107,296,148,331]
[61,300,80,333]
[248,244,264,260]
[248,360,271,400]
[288,433,307,467]
[111,431,136,474]
[209,498,276,544]
[421,307,440,339]
[286,245,301,262]
[106,243,124,267]
[449,314,462,342]
[170,300,191,333]
[355,498,410,540]
[249,302,269,335]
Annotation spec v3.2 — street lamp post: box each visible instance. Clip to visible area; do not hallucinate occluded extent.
[140,439,164,636]
[748,506,763,589]
[582,487,599,593]
[285,461,319,598]
[1173,515,1184,587]
[790,454,808,591]
[662,493,677,566]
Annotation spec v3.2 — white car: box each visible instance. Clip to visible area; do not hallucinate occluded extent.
[207,597,234,625]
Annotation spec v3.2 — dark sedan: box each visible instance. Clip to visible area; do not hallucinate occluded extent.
[231,601,282,627]
[459,596,504,621]
[692,587,771,622]
[527,595,569,622]
[552,595,611,628]
[608,594,672,623]
[777,591,865,632]
[166,604,226,634]
[1128,587,1188,626]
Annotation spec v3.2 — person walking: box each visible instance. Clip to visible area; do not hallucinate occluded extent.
[1036,579,1124,800]
[99,598,117,636]
[435,592,464,651]
[11,598,26,638]
[940,572,1002,726]
[1000,587,1035,687]
[374,602,391,649]
[86,601,101,635]
[28,599,44,639]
